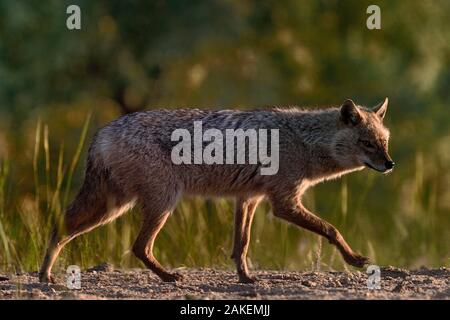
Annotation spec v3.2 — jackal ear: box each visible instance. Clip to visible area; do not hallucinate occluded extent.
[340,99,361,126]
[372,97,388,120]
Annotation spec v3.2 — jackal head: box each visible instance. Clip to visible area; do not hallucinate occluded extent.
[333,98,394,173]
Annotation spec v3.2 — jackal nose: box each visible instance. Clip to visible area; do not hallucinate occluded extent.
[385,160,395,170]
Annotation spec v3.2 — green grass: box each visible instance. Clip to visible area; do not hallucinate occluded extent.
[0,116,448,274]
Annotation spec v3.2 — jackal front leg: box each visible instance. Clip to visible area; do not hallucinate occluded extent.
[231,196,262,283]
[270,197,369,268]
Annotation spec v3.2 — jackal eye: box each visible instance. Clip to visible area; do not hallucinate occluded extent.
[360,140,374,149]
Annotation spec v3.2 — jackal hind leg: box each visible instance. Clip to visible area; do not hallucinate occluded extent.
[39,229,74,284]
[231,196,262,283]
[39,193,131,283]
[132,202,183,283]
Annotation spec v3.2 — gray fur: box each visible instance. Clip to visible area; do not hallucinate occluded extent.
[39,98,393,284]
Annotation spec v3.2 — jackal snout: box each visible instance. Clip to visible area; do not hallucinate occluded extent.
[362,139,394,173]
[364,149,395,173]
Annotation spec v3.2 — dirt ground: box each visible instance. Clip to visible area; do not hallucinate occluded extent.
[0,264,448,300]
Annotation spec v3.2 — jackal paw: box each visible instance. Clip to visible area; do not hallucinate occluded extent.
[161,272,184,282]
[238,274,257,284]
[39,273,56,284]
[344,253,370,268]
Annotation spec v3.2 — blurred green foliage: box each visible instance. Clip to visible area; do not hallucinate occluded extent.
[0,1,448,272]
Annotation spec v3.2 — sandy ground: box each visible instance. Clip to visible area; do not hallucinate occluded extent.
[0,264,448,300]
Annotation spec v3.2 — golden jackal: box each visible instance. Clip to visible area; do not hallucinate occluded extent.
[40,98,394,283]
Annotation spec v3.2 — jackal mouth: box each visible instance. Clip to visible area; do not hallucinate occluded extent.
[363,161,391,173]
